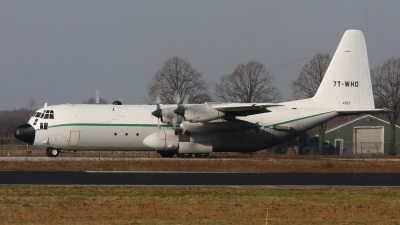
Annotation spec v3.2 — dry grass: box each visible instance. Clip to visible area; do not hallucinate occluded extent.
[2,159,400,173]
[1,186,400,224]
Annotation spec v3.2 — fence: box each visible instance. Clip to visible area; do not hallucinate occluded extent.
[0,144,160,157]
[339,142,400,156]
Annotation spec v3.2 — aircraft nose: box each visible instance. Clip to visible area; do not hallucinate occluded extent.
[14,124,35,145]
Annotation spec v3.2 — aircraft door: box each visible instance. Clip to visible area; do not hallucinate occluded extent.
[68,130,81,146]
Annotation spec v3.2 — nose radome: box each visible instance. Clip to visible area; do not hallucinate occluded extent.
[14,124,35,145]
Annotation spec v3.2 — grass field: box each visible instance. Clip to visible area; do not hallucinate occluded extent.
[2,157,400,224]
[2,158,400,173]
[1,186,400,224]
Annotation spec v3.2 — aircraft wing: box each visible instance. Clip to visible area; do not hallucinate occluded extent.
[211,103,283,116]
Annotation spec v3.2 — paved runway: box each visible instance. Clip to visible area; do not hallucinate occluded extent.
[1,171,400,186]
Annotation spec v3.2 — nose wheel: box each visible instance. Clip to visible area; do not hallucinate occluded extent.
[46,147,59,157]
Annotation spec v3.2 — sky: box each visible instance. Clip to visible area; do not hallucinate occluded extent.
[1,0,399,111]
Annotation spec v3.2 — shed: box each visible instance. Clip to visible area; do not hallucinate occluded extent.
[323,115,400,155]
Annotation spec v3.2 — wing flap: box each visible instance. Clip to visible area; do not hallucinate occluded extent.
[211,103,283,116]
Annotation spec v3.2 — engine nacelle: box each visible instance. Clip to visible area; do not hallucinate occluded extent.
[143,130,178,151]
[183,104,225,122]
[180,119,261,133]
[160,107,182,124]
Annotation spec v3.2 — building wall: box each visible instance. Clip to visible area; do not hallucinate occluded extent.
[323,115,400,155]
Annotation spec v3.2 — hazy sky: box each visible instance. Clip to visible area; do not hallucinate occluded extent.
[1,0,399,111]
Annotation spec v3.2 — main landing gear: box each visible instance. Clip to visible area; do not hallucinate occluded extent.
[46,147,59,157]
[194,153,210,158]
[159,152,175,158]
[158,152,210,158]
[177,153,193,158]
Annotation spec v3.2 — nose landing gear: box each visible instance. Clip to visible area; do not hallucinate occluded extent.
[46,147,59,157]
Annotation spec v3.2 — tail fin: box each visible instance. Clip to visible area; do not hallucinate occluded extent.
[312,30,375,109]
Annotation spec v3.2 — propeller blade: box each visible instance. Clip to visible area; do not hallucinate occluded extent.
[183,95,188,105]
[180,122,187,134]
[156,90,161,104]
[157,118,160,129]
[172,116,177,130]
[174,90,180,104]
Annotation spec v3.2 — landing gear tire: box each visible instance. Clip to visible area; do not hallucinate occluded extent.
[194,153,210,158]
[177,153,193,158]
[159,152,175,158]
[46,147,59,157]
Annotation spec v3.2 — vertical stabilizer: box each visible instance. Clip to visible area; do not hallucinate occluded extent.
[312,30,374,109]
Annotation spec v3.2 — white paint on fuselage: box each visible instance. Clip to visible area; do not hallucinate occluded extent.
[28,103,338,152]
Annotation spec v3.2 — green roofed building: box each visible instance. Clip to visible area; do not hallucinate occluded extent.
[323,115,400,155]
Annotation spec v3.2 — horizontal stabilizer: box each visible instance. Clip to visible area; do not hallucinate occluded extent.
[335,108,391,115]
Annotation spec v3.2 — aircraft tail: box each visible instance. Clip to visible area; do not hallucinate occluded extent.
[287,30,377,111]
[311,30,375,110]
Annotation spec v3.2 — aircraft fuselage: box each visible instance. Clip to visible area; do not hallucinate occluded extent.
[25,103,337,153]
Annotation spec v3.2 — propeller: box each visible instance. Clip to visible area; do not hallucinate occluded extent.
[150,89,187,130]
[172,90,188,129]
[151,103,162,129]
[151,91,162,129]
[173,94,188,117]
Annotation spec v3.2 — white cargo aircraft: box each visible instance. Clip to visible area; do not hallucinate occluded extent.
[15,30,387,157]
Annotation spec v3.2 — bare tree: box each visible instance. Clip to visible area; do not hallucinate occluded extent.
[214,61,282,103]
[28,98,37,119]
[371,57,400,156]
[292,53,331,99]
[0,108,31,144]
[83,97,108,104]
[292,53,331,154]
[147,56,211,104]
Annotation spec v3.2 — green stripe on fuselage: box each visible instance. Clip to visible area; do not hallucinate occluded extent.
[263,111,334,129]
[49,123,173,128]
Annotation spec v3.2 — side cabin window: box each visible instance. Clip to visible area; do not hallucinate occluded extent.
[40,123,48,130]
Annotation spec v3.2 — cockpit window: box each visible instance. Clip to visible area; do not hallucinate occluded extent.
[35,112,41,118]
[40,110,55,119]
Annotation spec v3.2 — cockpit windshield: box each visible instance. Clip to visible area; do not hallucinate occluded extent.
[35,110,54,119]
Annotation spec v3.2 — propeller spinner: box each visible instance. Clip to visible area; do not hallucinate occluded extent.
[151,103,162,129]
